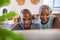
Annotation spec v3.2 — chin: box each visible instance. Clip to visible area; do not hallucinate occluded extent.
[44,21,47,23]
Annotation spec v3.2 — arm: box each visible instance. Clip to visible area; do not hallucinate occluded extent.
[53,17,60,28]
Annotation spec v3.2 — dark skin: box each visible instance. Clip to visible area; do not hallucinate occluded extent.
[39,5,60,28]
[22,10,32,29]
[53,17,60,28]
[40,8,50,24]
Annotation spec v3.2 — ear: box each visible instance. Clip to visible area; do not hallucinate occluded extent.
[50,10,52,13]
[50,9,52,13]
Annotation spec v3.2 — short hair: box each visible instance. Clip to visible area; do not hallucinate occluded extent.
[20,9,32,22]
[39,5,50,14]
[21,9,32,17]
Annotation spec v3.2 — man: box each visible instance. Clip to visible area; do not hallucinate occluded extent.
[11,9,40,30]
[38,5,60,29]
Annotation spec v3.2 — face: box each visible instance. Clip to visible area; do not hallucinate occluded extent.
[22,13,32,29]
[40,8,50,24]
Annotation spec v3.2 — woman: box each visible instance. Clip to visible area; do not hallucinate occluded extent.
[38,5,60,29]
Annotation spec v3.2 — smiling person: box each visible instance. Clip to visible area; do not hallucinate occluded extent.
[11,9,40,30]
[38,5,60,29]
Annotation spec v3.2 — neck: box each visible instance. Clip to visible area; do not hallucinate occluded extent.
[25,27,30,29]
[41,21,48,25]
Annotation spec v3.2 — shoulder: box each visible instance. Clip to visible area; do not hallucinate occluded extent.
[53,16,60,28]
[53,16,59,22]
[11,22,23,30]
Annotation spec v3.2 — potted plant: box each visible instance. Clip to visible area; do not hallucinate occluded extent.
[0,11,19,24]
[0,0,10,8]
[0,0,26,40]
[0,28,25,40]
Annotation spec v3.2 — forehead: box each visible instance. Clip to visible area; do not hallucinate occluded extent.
[40,5,50,11]
[23,13,30,17]
[41,8,49,11]
[22,10,29,14]
[22,13,31,19]
[40,9,50,15]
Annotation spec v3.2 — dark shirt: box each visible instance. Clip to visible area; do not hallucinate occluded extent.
[11,23,40,30]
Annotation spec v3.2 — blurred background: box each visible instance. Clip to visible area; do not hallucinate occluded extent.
[0,0,60,28]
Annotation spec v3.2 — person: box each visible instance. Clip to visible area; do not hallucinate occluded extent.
[32,14,39,24]
[38,5,60,29]
[11,9,40,30]
[3,8,8,14]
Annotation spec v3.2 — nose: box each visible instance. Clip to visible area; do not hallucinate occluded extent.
[43,16,46,19]
[25,21,29,24]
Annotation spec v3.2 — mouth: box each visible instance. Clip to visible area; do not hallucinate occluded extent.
[41,19,48,24]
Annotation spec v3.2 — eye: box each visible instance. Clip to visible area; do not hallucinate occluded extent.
[40,14,44,16]
[28,18,31,20]
[46,14,49,16]
[23,19,26,21]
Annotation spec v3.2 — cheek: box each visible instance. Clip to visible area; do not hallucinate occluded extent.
[40,16,48,20]
[40,16,44,20]
[28,20,32,24]
[23,20,27,23]
[23,20,25,23]
[47,16,50,20]
[23,20,32,24]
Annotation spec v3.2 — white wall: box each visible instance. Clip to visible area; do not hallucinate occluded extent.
[0,0,60,16]
[43,0,60,14]
[0,0,43,15]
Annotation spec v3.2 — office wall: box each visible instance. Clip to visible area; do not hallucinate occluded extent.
[0,0,60,16]
[0,0,43,16]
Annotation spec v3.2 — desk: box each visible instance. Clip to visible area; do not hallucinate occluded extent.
[14,29,60,40]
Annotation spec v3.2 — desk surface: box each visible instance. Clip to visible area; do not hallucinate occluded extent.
[14,29,60,40]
